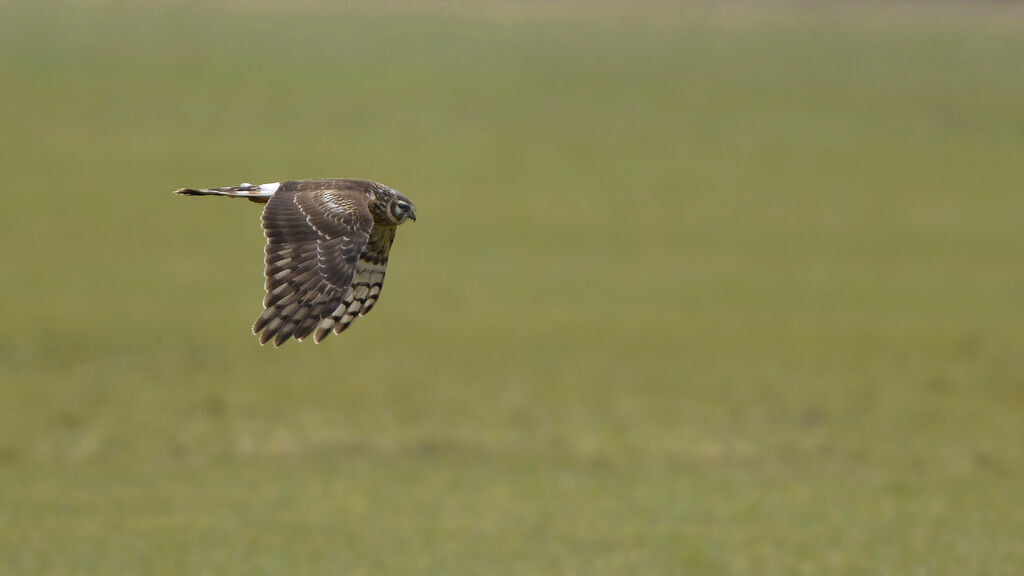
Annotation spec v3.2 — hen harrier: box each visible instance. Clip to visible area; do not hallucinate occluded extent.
[175,179,416,346]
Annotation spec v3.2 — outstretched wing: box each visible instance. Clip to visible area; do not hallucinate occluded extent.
[253,187,373,346]
[313,225,396,342]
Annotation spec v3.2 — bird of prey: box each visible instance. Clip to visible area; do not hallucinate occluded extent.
[174,179,416,346]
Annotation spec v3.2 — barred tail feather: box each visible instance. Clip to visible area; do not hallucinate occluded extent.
[174,182,280,203]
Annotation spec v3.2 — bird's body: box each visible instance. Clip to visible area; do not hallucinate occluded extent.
[175,179,416,346]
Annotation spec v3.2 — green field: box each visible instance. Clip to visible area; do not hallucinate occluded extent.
[2,1,1023,574]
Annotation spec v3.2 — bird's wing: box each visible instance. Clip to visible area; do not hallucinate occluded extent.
[313,225,397,342]
[253,187,373,346]
[355,225,396,317]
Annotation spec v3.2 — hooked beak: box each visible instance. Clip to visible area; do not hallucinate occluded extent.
[409,210,417,222]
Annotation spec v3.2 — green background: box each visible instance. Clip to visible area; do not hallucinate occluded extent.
[2,2,1023,574]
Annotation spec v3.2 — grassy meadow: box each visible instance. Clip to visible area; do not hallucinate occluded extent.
[2,1,1023,573]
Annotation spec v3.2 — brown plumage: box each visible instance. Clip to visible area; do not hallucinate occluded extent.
[174,179,416,346]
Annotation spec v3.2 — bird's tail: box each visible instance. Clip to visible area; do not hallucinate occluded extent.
[173,182,280,204]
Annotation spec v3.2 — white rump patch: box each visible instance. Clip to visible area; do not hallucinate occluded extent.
[259,182,281,194]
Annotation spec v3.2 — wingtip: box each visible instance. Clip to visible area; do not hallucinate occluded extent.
[273,331,293,347]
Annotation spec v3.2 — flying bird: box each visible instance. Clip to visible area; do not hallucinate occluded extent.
[174,179,416,346]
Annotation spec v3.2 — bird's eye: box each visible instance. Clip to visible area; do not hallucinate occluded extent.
[390,201,410,221]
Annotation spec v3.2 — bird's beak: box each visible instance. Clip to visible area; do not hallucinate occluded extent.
[409,210,417,222]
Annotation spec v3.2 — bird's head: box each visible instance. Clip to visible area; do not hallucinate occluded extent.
[385,190,417,225]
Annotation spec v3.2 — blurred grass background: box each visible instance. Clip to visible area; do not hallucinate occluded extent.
[2,1,1023,574]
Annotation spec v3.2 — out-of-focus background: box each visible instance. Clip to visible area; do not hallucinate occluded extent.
[2,1,1022,573]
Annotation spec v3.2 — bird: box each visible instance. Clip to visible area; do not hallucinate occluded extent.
[174,179,416,346]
